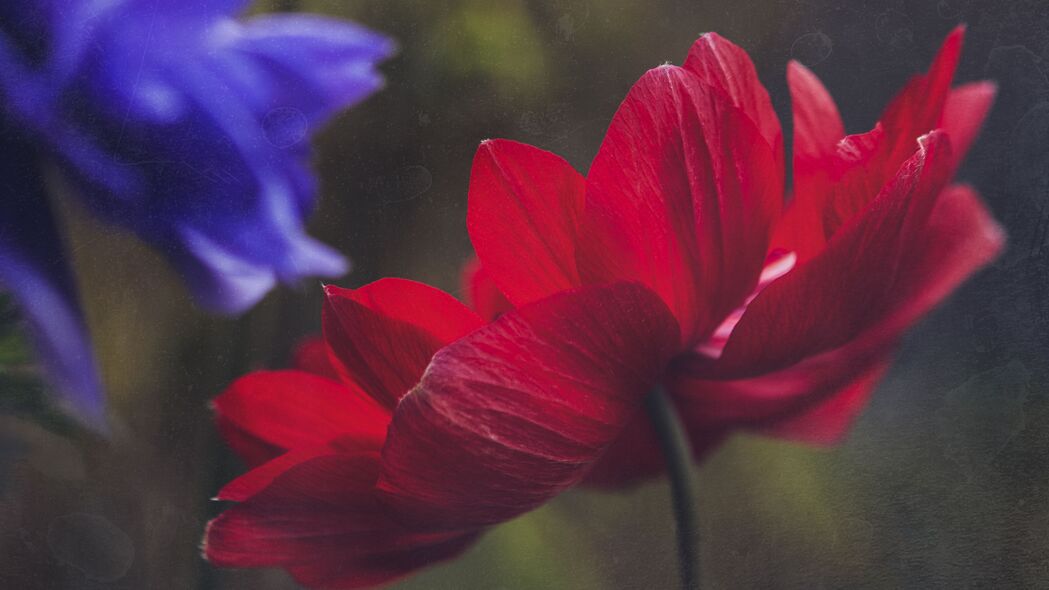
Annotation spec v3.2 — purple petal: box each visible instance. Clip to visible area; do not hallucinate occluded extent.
[0,4,392,315]
[0,129,104,430]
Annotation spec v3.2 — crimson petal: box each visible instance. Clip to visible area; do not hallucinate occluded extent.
[939,81,997,174]
[683,33,784,166]
[578,64,782,344]
[708,131,955,378]
[582,408,727,489]
[205,453,479,589]
[889,183,1004,335]
[460,257,512,322]
[671,172,1002,441]
[467,139,585,307]
[377,282,680,529]
[213,370,390,467]
[322,279,483,409]
[216,417,285,469]
[671,345,891,443]
[756,359,891,444]
[877,26,965,171]
[675,185,1003,438]
[216,446,335,502]
[820,25,963,232]
[291,336,342,381]
[777,26,979,260]
[787,60,845,167]
[774,61,845,260]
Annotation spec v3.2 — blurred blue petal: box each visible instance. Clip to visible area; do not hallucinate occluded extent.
[0,126,105,430]
[0,1,392,424]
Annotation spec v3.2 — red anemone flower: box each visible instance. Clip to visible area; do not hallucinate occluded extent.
[462,25,1003,484]
[205,28,1003,588]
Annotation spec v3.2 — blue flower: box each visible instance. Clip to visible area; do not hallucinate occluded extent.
[0,1,394,429]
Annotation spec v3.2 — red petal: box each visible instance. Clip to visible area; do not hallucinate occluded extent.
[873,25,963,178]
[206,454,382,566]
[758,359,890,444]
[775,61,844,260]
[710,132,956,378]
[670,176,1002,445]
[580,405,728,488]
[291,336,341,381]
[593,348,889,488]
[467,139,585,306]
[216,446,333,502]
[579,411,663,487]
[668,344,891,450]
[213,370,390,466]
[939,81,997,173]
[377,282,680,529]
[788,61,844,166]
[889,183,1004,334]
[205,453,478,588]
[777,27,972,260]
[322,279,484,409]
[837,27,961,224]
[684,33,784,166]
[578,65,782,343]
[814,126,889,242]
[216,416,285,469]
[460,257,512,322]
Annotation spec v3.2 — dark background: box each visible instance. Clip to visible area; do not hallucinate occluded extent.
[1,0,1048,588]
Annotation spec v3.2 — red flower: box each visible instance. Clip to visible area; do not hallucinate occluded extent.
[205,28,1003,588]
[462,26,1003,484]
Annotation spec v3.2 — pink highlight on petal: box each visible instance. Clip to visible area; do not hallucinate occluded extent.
[695,249,797,359]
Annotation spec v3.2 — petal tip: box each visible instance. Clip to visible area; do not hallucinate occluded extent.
[697,31,724,45]
[944,24,967,54]
[786,59,813,77]
[985,216,1008,253]
[321,283,345,299]
[200,518,218,562]
[976,79,999,96]
[917,128,949,150]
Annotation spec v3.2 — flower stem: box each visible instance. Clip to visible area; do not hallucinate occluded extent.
[644,387,700,590]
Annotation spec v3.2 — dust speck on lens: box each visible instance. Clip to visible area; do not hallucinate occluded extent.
[47,513,135,582]
[791,32,833,66]
[263,107,309,149]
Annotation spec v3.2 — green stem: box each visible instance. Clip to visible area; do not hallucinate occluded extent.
[644,387,700,590]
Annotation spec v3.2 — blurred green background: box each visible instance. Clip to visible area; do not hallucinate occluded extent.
[3,0,1049,588]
